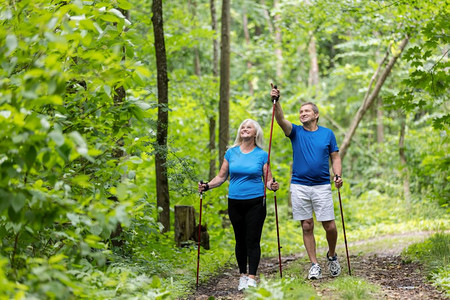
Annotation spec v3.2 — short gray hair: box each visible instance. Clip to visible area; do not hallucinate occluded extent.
[232,119,264,149]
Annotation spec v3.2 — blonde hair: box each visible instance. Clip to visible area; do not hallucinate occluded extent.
[232,119,264,149]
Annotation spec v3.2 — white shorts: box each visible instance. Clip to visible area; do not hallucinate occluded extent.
[290,183,335,222]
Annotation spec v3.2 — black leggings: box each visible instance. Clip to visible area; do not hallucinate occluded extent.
[228,197,266,275]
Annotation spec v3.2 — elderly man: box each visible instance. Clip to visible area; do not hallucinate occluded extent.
[271,85,343,279]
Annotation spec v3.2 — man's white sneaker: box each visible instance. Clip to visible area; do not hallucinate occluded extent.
[247,277,257,288]
[327,252,341,277]
[238,276,248,291]
[308,263,322,279]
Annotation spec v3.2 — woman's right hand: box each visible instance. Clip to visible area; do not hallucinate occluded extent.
[198,181,209,193]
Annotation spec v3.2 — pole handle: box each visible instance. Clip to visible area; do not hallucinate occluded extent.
[199,180,204,195]
[271,85,279,101]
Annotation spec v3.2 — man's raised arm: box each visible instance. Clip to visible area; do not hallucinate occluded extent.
[271,84,292,136]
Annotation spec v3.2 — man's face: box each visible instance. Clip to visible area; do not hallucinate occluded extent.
[299,104,319,125]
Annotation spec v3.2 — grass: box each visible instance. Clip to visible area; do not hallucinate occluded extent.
[402,232,450,296]
[325,276,380,300]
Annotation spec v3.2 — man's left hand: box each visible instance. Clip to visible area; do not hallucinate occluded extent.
[334,175,343,189]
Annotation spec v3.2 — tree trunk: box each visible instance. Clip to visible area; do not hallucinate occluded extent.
[273,0,282,79]
[308,35,320,89]
[152,0,170,233]
[376,96,384,152]
[189,0,201,76]
[209,0,219,180]
[399,114,411,203]
[210,0,219,78]
[260,0,274,34]
[109,10,130,247]
[242,7,254,95]
[209,117,216,180]
[304,0,319,91]
[218,0,231,166]
[340,36,409,161]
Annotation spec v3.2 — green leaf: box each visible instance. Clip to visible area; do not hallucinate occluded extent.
[99,13,121,23]
[25,146,37,170]
[5,34,17,56]
[0,189,11,212]
[48,254,67,264]
[49,130,65,146]
[71,174,91,188]
[67,213,80,226]
[116,183,128,200]
[10,193,26,213]
[115,205,129,226]
[117,0,133,10]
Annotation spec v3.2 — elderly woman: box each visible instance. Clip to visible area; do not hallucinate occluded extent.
[199,119,279,291]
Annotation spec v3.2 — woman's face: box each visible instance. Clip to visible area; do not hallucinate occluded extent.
[240,122,256,139]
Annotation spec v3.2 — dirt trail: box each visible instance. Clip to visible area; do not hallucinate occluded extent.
[188,232,447,300]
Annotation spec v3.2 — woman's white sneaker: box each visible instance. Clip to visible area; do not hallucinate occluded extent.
[247,277,257,288]
[238,276,248,291]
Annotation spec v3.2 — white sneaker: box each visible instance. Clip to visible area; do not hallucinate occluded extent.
[238,276,248,291]
[327,252,342,277]
[308,263,322,279]
[247,277,257,288]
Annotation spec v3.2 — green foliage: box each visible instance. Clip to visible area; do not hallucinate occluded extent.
[245,275,318,300]
[326,276,380,300]
[402,232,450,295]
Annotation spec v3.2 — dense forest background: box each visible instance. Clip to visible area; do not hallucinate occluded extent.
[0,0,448,299]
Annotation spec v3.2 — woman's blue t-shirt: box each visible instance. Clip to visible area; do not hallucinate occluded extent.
[224,146,268,200]
[289,124,339,186]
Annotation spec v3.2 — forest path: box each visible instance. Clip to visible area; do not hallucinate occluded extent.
[188,231,446,299]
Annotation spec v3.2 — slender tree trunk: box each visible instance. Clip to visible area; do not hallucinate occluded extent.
[376,96,384,152]
[209,0,219,180]
[210,0,219,78]
[399,114,411,203]
[209,117,216,181]
[340,36,409,161]
[189,0,201,76]
[305,0,319,89]
[218,0,230,166]
[152,0,170,233]
[261,0,273,34]
[242,7,254,95]
[308,35,319,89]
[109,9,131,246]
[273,0,282,79]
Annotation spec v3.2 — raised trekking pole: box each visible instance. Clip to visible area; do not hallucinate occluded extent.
[263,84,278,206]
[273,177,283,278]
[263,84,282,278]
[196,180,205,289]
[336,175,351,276]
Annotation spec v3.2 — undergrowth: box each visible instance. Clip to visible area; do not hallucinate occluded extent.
[402,232,450,296]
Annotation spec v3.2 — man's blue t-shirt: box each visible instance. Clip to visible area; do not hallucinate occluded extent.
[224,146,268,200]
[288,124,339,186]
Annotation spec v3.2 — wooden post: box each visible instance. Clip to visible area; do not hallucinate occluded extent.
[174,205,196,247]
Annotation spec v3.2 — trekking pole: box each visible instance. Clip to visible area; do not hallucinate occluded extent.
[273,177,283,278]
[263,84,278,206]
[263,84,282,278]
[336,175,351,276]
[196,180,204,289]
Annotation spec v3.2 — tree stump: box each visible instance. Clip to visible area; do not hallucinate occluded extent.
[174,205,210,249]
[174,205,196,247]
